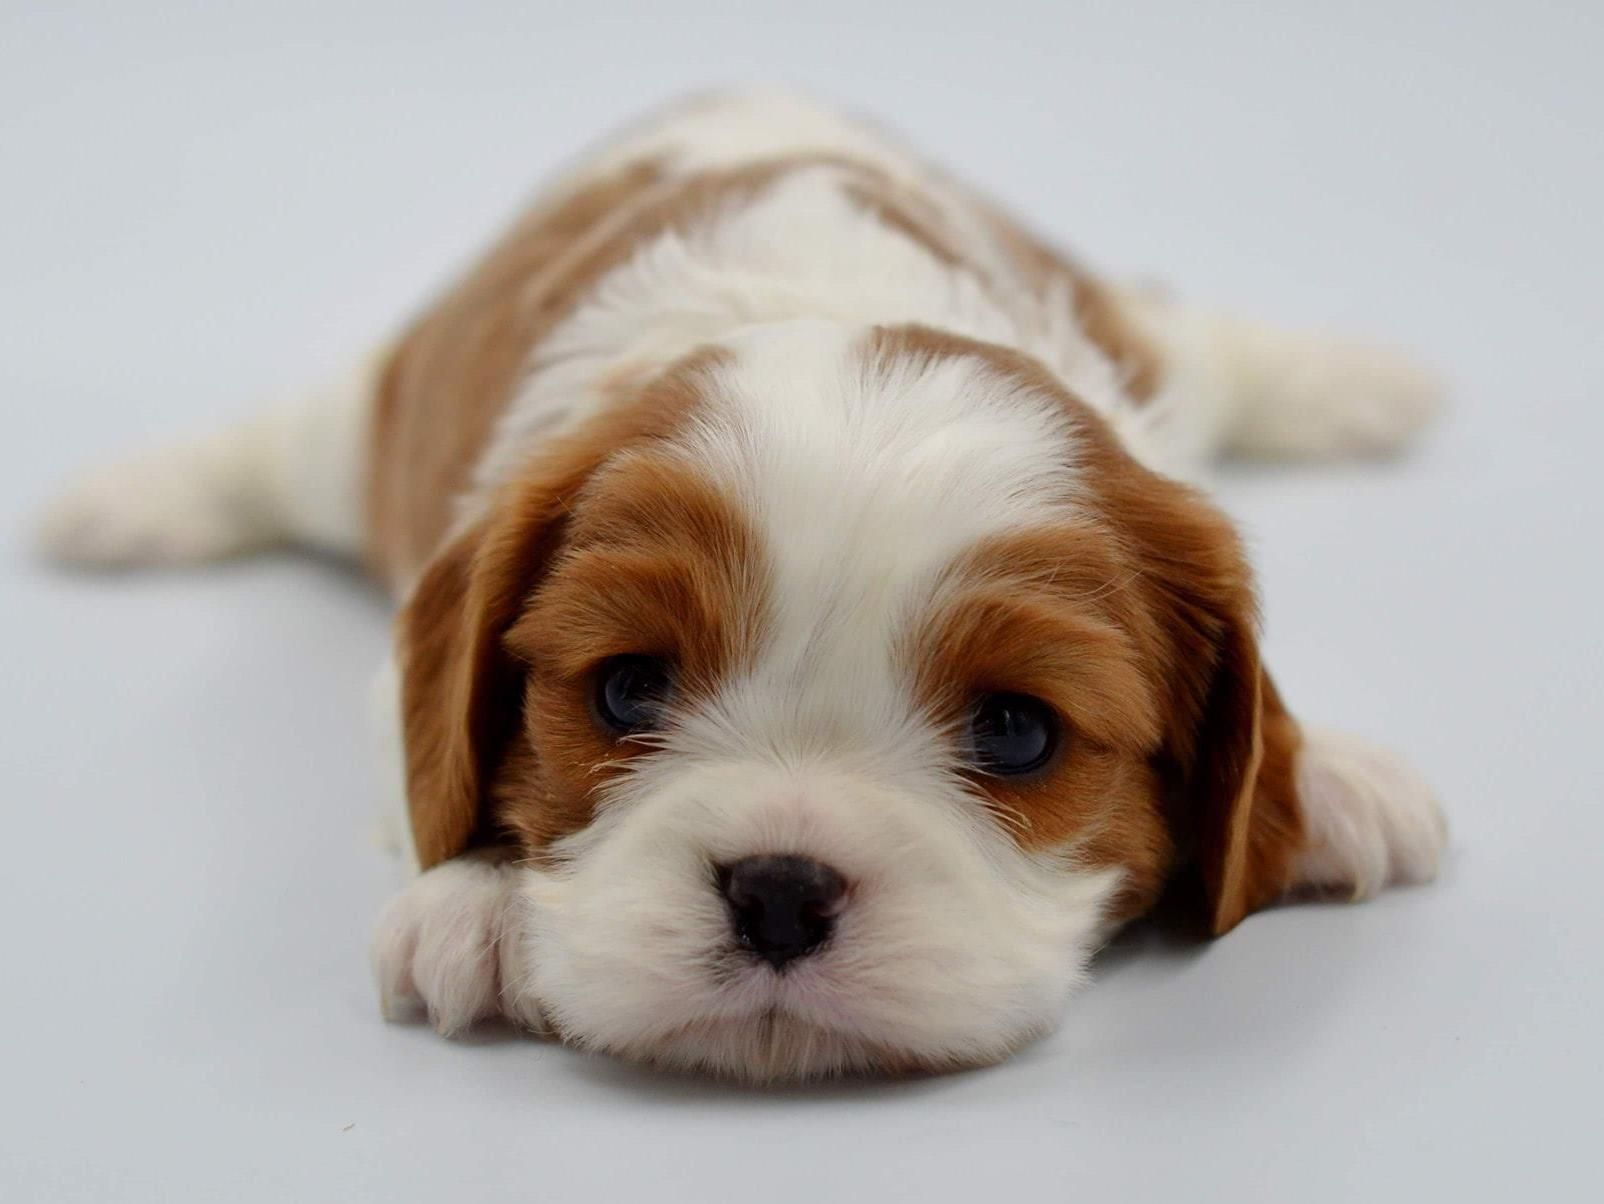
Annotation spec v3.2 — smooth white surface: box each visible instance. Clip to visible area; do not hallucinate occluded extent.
[3,2,1599,1200]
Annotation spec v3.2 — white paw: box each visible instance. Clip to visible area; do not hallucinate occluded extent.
[1291,727,1448,900]
[1231,330,1445,460]
[372,854,546,1037]
[36,436,275,568]
[1300,339,1443,456]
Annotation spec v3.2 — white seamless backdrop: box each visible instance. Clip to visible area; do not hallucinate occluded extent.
[1,2,1599,1201]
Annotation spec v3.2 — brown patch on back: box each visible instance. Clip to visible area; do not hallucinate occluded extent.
[369,160,663,587]
[838,177,964,266]
[973,196,1165,403]
[848,172,1165,404]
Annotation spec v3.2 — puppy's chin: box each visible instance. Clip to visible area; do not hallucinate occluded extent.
[574,1011,963,1084]
[512,760,1123,1083]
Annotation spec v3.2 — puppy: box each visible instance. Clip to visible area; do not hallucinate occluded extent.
[40,93,1447,1081]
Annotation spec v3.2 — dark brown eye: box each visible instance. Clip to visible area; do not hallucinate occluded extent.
[968,693,1058,775]
[594,656,673,734]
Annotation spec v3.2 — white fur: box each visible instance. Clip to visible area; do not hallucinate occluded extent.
[1290,727,1448,899]
[583,90,933,182]
[372,853,547,1036]
[688,320,1081,677]
[38,427,288,567]
[1123,294,1444,462]
[37,354,377,567]
[521,761,1120,1079]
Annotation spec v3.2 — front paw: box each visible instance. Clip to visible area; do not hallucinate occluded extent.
[371,853,545,1036]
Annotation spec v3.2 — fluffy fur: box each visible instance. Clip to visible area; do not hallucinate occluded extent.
[38,92,1448,1082]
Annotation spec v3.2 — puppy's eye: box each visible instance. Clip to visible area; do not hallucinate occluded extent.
[968,693,1058,776]
[594,655,673,734]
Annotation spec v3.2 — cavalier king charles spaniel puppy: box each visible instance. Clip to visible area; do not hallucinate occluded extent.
[41,93,1447,1081]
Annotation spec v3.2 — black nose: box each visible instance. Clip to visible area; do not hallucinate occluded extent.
[718,855,847,969]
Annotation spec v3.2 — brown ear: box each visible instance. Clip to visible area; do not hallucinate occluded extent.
[1188,613,1305,935]
[395,492,565,869]
[1096,455,1305,936]
[393,366,708,868]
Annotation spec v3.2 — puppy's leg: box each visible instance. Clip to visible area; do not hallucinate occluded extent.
[1289,727,1449,901]
[367,661,546,1038]
[1127,294,1443,461]
[36,353,382,568]
[372,852,547,1036]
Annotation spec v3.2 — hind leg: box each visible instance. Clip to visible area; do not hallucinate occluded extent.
[1290,727,1448,902]
[37,354,381,568]
[1126,293,1444,462]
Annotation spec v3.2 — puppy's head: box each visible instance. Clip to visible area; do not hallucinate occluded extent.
[397,321,1301,1081]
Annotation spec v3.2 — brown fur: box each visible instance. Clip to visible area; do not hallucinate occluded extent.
[368,160,665,587]
[971,198,1165,403]
[841,158,1165,404]
[838,177,965,266]
[1072,367,1305,933]
[911,527,1175,920]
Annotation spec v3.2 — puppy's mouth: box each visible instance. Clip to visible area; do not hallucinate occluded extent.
[546,946,921,1081]
[706,948,840,1017]
[617,1005,928,1083]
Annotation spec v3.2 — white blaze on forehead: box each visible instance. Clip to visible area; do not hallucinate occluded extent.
[667,321,1078,761]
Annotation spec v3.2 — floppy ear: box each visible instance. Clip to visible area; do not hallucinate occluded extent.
[1186,608,1305,935]
[395,488,567,870]
[393,367,706,868]
[1103,462,1305,936]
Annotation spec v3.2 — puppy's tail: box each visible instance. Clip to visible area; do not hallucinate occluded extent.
[36,355,380,570]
